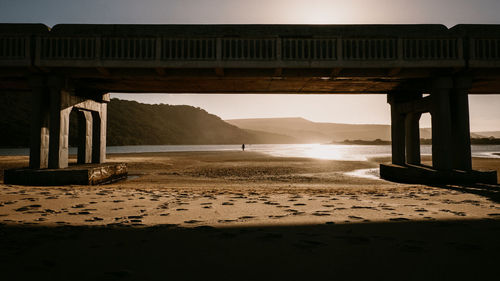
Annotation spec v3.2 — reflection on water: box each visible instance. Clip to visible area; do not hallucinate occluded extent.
[344,168,381,180]
[1,144,500,161]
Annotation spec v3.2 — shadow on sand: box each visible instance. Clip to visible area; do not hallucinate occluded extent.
[430,182,500,203]
[1,219,499,281]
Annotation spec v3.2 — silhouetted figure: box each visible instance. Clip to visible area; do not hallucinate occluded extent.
[242,144,245,151]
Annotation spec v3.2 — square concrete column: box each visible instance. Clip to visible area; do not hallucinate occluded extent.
[450,76,472,171]
[430,77,453,171]
[48,77,72,169]
[91,103,107,164]
[29,76,50,169]
[77,110,93,164]
[405,113,421,165]
[388,94,406,165]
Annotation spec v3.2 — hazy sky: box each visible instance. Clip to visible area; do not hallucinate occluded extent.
[1,0,500,131]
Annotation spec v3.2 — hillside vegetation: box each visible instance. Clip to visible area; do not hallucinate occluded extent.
[0,93,295,147]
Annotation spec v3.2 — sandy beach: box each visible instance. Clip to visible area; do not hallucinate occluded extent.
[1,151,500,280]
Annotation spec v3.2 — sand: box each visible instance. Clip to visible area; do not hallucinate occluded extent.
[0,151,499,280]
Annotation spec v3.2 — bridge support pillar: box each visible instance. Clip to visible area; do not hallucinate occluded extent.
[380,76,494,184]
[405,112,421,165]
[451,76,473,171]
[77,110,93,164]
[48,77,72,169]
[29,76,50,169]
[430,77,453,171]
[388,95,406,165]
[91,103,107,164]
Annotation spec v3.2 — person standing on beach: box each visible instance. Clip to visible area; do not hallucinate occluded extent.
[242,144,245,151]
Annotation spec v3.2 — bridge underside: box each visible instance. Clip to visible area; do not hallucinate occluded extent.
[1,23,499,184]
[2,67,500,94]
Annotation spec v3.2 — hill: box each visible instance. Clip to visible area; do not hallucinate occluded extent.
[475,131,500,138]
[226,117,487,143]
[226,117,392,143]
[0,93,296,147]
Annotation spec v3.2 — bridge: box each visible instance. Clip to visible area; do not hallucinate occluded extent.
[1,24,499,184]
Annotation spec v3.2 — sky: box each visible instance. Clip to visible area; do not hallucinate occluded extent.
[1,0,500,131]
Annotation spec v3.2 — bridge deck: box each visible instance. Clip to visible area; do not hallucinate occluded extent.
[1,24,499,94]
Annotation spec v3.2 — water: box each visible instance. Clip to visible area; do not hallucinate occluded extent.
[1,144,499,161]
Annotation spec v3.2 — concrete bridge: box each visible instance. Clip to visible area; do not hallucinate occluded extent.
[1,24,499,184]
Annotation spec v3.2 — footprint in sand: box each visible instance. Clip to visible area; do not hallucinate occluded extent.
[351,206,377,210]
[268,215,287,219]
[15,204,42,212]
[389,217,410,221]
[264,202,279,206]
[312,212,331,216]
[71,204,86,209]
[238,216,255,220]
[276,205,290,209]
[348,215,364,220]
[218,219,237,223]
[439,209,466,216]
[128,215,143,219]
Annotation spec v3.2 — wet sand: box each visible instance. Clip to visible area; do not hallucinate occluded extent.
[1,151,500,280]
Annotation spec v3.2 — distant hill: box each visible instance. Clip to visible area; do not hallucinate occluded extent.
[227,117,392,143]
[475,131,500,138]
[0,93,296,147]
[226,117,488,142]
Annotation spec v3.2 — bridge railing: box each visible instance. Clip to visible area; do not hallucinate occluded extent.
[2,30,499,69]
[469,38,500,67]
[0,35,32,67]
[32,35,469,68]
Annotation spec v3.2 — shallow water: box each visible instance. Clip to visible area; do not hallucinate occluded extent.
[1,144,500,161]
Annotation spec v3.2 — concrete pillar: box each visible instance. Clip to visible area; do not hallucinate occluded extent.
[77,110,93,164]
[388,94,406,165]
[29,76,50,169]
[48,77,72,169]
[405,113,421,165]
[91,103,107,163]
[450,76,472,171]
[430,77,453,171]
